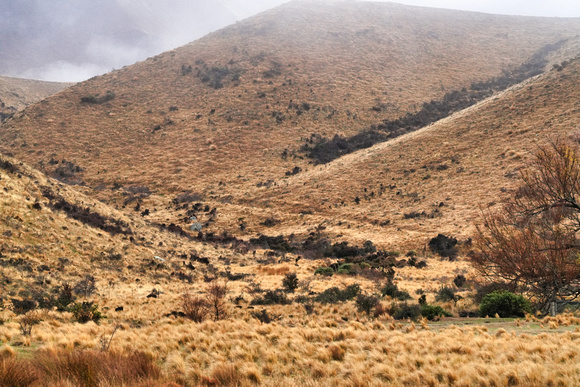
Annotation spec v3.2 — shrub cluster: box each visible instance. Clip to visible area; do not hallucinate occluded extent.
[479,291,532,318]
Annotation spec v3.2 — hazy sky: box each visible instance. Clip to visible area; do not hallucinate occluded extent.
[1,0,578,82]
[389,0,580,17]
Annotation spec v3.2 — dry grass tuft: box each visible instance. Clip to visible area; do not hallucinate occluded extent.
[0,357,37,387]
[328,344,346,361]
[29,349,161,386]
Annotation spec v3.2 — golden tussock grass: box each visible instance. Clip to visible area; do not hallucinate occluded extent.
[2,303,580,386]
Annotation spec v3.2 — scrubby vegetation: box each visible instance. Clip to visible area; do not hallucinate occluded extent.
[301,40,566,164]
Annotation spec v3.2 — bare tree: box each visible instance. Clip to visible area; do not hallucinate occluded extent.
[471,141,580,312]
[206,280,228,321]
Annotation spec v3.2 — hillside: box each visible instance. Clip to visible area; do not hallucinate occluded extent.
[3,3,580,385]
[2,2,580,245]
[252,48,580,250]
[0,152,271,302]
[0,76,71,121]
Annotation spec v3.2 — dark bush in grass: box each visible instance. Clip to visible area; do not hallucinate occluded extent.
[355,294,380,315]
[250,290,291,306]
[337,263,355,275]
[315,284,361,304]
[421,304,452,320]
[428,234,458,259]
[381,281,411,301]
[479,290,532,318]
[70,302,104,324]
[252,309,280,324]
[453,274,467,288]
[435,286,457,303]
[55,283,75,311]
[392,303,422,320]
[282,273,299,293]
[314,267,334,276]
[473,281,514,304]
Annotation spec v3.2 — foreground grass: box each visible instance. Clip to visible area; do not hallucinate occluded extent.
[2,307,580,386]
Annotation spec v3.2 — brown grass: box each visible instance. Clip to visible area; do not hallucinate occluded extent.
[0,348,162,387]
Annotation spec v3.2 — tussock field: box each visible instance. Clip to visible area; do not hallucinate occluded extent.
[2,306,580,386]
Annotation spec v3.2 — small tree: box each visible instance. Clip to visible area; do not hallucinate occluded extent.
[472,141,580,312]
[206,280,228,321]
[282,273,299,293]
[19,311,41,336]
[355,294,379,316]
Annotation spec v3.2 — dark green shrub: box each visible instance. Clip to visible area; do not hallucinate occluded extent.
[315,284,360,304]
[479,290,532,318]
[355,294,379,315]
[474,281,513,303]
[337,263,354,275]
[282,273,299,293]
[435,286,457,303]
[250,290,291,306]
[314,267,334,276]
[453,274,467,288]
[55,283,75,312]
[421,304,452,320]
[381,281,412,301]
[71,302,104,324]
[392,303,422,320]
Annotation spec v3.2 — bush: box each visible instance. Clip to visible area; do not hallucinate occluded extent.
[251,290,291,306]
[479,290,532,318]
[282,273,299,293]
[473,281,513,304]
[421,304,452,320]
[206,281,228,320]
[315,284,361,304]
[70,302,104,324]
[337,263,355,275]
[392,303,422,320]
[18,311,42,336]
[251,309,280,324]
[435,286,457,303]
[428,234,458,259]
[453,274,467,288]
[73,276,97,298]
[55,283,75,311]
[182,294,207,322]
[314,267,334,276]
[381,281,411,301]
[355,294,379,315]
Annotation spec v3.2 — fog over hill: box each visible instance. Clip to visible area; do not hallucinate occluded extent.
[0,0,286,82]
[2,0,579,82]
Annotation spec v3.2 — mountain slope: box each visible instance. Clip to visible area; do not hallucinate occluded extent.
[1,2,580,251]
[0,152,257,300]
[251,50,580,250]
[0,76,71,121]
